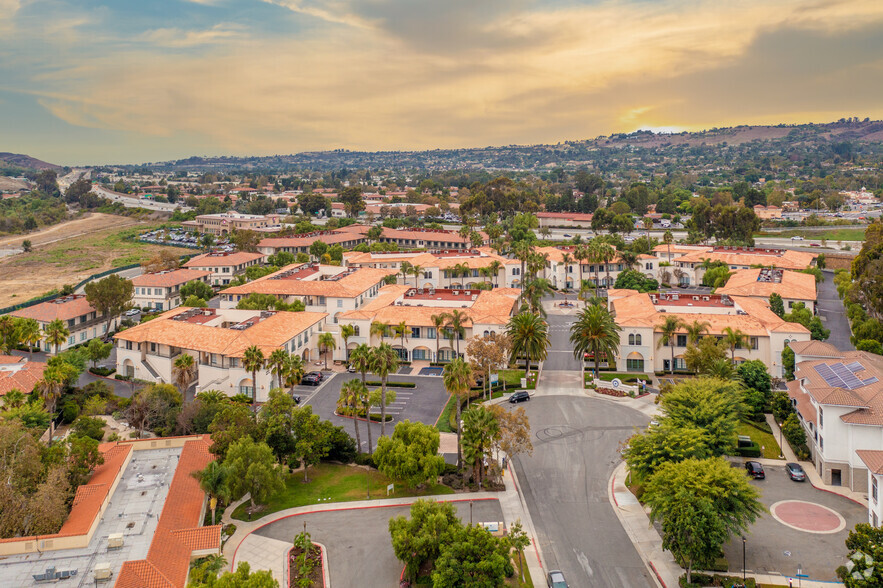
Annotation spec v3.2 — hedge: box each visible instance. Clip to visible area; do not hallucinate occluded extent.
[89,366,115,377]
[734,443,762,458]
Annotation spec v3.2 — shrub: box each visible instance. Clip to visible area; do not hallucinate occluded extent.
[324,423,357,463]
[60,401,80,423]
[734,443,761,458]
[71,415,106,441]
[89,366,114,377]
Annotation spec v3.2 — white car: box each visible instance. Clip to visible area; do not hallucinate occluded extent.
[790,235,804,241]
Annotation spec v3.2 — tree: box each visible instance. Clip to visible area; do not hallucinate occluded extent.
[291,406,331,482]
[432,524,514,588]
[339,186,365,217]
[569,303,621,377]
[466,335,508,401]
[242,345,265,402]
[657,315,685,374]
[225,437,284,509]
[784,302,830,341]
[21,239,32,252]
[67,434,105,486]
[309,240,329,260]
[431,314,447,362]
[171,353,197,396]
[445,310,469,357]
[43,318,70,356]
[17,318,41,359]
[181,279,214,302]
[643,457,763,585]
[317,332,336,371]
[142,250,180,274]
[487,404,533,463]
[684,336,728,375]
[370,320,388,343]
[208,403,258,459]
[623,423,711,483]
[231,229,261,253]
[508,520,531,582]
[374,420,445,489]
[370,343,400,438]
[84,274,133,334]
[339,324,355,360]
[189,561,279,588]
[266,349,289,390]
[506,312,549,380]
[193,460,231,525]
[837,524,883,587]
[126,383,182,436]
[389,499,462,581]
[70,415,106,441]
[660,378,744,456]
[683,320,711,345]
[443,358,471,469]
[81,337,111,369]
[613,269,659,292]
[338,379,366,453]
[462,406,500,487]
[768,293,785,317]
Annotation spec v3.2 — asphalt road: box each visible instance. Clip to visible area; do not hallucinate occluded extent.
[818,271,854,351]
[92,185,189,212]
[544,314,582,371]
[253,499,504,587]
[722,462,864,581]
[302,372,450,452]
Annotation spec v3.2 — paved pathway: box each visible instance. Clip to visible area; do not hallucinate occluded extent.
[818,270,854,351]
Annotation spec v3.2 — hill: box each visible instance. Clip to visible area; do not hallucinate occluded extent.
[0,152,63,172]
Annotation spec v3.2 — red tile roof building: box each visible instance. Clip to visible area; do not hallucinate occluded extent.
[0,355,46,396]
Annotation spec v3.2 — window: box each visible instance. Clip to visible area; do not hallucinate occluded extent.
[626,358,644,371]
[512,268,520,276]
[427,329,436,340]
[337,299,343,308]
[239,384,254,399]
[472,269,479,278]
[412,327,421,338]
[819,407,824,427]
[150,342,157,353]
[628,334,635,345]
[80,332,87,341]
[873,477,878,503]
[819,436,824,450]
[423,271,432,279]
[353,325,360,336]
[68,336,75,346]
[68,319,76,328]
[676,334,687,347]
[750,337,758,350]
[635,334,642,345]
[230,358,239,368]
[412,349,428,360]
[674,357,687,370]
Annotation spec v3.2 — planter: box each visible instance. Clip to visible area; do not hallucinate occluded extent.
[288,543,325,588]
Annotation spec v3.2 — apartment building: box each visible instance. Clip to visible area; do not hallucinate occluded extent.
[114,307,328,400]
[182,251,266,286]
[716,268,817,312]
[535,246,657,290]
[337,285,520,362]
[785,341,883,499]
[131,269,212,311]
[10,295,122,353]
[536,212,594,228]
[181,212,280,235]
[667,246,817,286]
[607,289,810,376]
[219,263,394,325]
[378,227,486,250]
[257,230,368,256]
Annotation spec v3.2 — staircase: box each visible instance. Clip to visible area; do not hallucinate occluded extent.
[140,359,161,380]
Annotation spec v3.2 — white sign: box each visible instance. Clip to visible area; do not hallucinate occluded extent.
[611,378,622,388]
[387,483,394,496]
[490,373,499,385]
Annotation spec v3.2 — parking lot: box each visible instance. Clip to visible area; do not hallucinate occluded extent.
[723,461,865,581]
[302,372,451,452]
[139,228,232,251]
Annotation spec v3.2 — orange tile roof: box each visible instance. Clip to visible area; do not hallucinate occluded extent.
[115,307,326,357]
[675,247,816,270]
[183,251,265,268]
[793,351,883,425]
[537,212,594,220]
[222,264,394,298]
[789,340,843,358]
[716,269,817,301]
[857,450,883,475]
[258,231,367,249]
[132,269,211,288]
[0,357,46,396]
[786,380,817,425]
[116,437,221,588]
[10,295,95,323]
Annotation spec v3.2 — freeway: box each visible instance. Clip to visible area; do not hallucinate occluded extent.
[91,184,190,212]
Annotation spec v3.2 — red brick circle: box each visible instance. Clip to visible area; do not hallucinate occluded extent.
[771,500,845,533]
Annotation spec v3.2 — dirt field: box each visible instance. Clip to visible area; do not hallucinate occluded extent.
[0,214,185,307]
[0,177,29,192]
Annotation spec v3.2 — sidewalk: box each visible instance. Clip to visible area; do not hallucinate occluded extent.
[222,463,547,587]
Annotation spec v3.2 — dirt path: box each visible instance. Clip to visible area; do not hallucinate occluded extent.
[0,213,142,249]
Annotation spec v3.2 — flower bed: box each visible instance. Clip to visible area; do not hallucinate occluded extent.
[596,387,628,398]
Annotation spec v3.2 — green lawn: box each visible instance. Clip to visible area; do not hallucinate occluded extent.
[231,462,454,521]
[737,421,783,459]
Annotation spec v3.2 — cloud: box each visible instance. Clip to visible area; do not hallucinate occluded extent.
[141,24,243,48]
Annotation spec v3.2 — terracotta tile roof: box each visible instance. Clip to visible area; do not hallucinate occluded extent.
[258,231,367,249]
[9,295,95,323]
[222,264,394,299]
[132,269,212,288]
[857,450,883,475]
[116,437,221,588]
[675,247,816,270]
[789,340,843,358]
[381,227,487,244]
[183,251,265,268]
[344,251,439,267]
[716,269,817,301]
[793,351,883,425]
[652,244,711,255]
[0,357,46,396]
[115,307,326,357]
[786,380,817,425]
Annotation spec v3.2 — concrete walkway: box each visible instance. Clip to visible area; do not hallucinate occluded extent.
[222,464,547,587]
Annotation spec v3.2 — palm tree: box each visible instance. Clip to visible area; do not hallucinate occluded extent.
[36,373,64,414]
[443,357,472,469]
[643,217,653,237]
[684,320,711,345]
[399,261,412,285]
[283,354,305,391]
[410,264,423,288]
[462,406,500,487]
[370,343,400,438]
[394,321,411,360]
[173,353,197,396]
[196,389,229,405]
[663,229,674,262]
[578,279,596,307]
[487,260,503,288]
[2,388,25,409]
[370,320,387,343]
[723,327,749,363]
[242,345,265,401]
[513,241,533,293]
[595,242,616,289]
[267,348,290,389]
[506,312,550,381]
[657,316,685,374]
[349,343,372,386]
[569,304,622,377]
[193,461,230,525]
[574,244,588,290]
[445,310,469,357]
[17,318,41,359]
[453,263,470,288]
[340,324,355,361]
[339,379,366,453]
[44,318,69,356]
[431,313,447,362]
[619,250,639,271]
[521,278,551,316]
[560,253,573,290]
[318,332,336,370]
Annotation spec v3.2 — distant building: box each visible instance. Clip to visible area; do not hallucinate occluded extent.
[9,294,122,353]
[182,251,266,286]
[753,205,783,219]
[537,212,594,228]
[716,268,817,312]
[131,269,212,311]
[667,246,817,287]
[257,230,367,256]
[182,212,280,236]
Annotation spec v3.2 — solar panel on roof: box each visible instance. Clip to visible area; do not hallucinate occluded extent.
[832,363,864,389]
[846,361,864,373]
[814,363,841,388]
[863,377,880,387]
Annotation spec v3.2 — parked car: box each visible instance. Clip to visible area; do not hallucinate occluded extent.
[810,243,820,247]
[786,462,806,482]
[745,461,765,479]
[562,233,572,238]
[509,391,531,403]
[547,570,568,588]
[301,372,323,386]
[125,308,140,316]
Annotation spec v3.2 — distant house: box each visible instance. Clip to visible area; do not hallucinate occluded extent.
[753,205,783,219]
[181,212,280,236]
[9,295,122,353]
[0,355,46,396]
[132,269,212,311]
[182,251,266,286]
[537,212,594,228]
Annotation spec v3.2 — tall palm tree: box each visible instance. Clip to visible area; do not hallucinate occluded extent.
[443,357,472,469]
[643,217,653,237]
[349,343,372,386]
[431,313,447,362]
[318,332,336,370]
[454,263,470,288]
[521,278,551,317]
[723,327,749,363]
[657,316,685,374]
[36,373,64,414]
[242,345,265,401]
[506,312,550,381]
[17,318,41,359]
[193,461,230,525]
[339,379,366,453]
[685,320,711,345]
[663,229,674,262]
[569,304,622,377]
[370,320,387,343]
[370,343,400,438]
[267,348,290,389]
[619,250,639,271]
[513,240,533,292]
[173,353,197,396]
[462,406,500,487]
[283,353,305,391]
[574,244,588,290]
[43,318,69,356]
[340,324,355,361]
[560,253,573,289]
[445,310,469,357]
[486,260,503,288]
[411,264,423,288]
[394,321,411,359]
[595,242,616,289]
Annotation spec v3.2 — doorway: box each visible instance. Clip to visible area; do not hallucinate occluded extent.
[831,469,842,486]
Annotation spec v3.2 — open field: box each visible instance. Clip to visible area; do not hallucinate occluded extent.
[760,227,866,242]
[0,215,183,306]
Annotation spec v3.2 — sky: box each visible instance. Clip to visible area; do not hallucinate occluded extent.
[2,0,883,165]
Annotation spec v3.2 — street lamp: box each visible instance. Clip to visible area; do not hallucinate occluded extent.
[742,536,747,583]
[779,421,785,459]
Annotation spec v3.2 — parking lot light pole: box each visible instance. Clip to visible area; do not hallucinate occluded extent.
[779,421,785,459]
[742,536,746,583]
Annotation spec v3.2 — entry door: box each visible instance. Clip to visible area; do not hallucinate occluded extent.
[831,469,842,486]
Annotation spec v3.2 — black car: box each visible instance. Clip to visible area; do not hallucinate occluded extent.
[301,372,323,386]
[745,461,765,479]
[786,462,806,482]
[509,391,531,403]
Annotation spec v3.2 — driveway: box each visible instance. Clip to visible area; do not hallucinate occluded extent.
[252,499,504,586]
[818,270,854,350]
[723,462,864,581]
[303,373,451,452]
[511,395,653,587]
[543,313,583,371]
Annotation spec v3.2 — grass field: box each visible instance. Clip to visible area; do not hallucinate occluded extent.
[737,421,783,459]
[231,462,454,521]
[0,216,183,306]
[767,228,866,241]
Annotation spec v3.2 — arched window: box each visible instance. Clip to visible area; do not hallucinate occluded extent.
[635,334,642,346]
[628,334,635,345]
[353,325,360,337]
[484,330,490,338]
